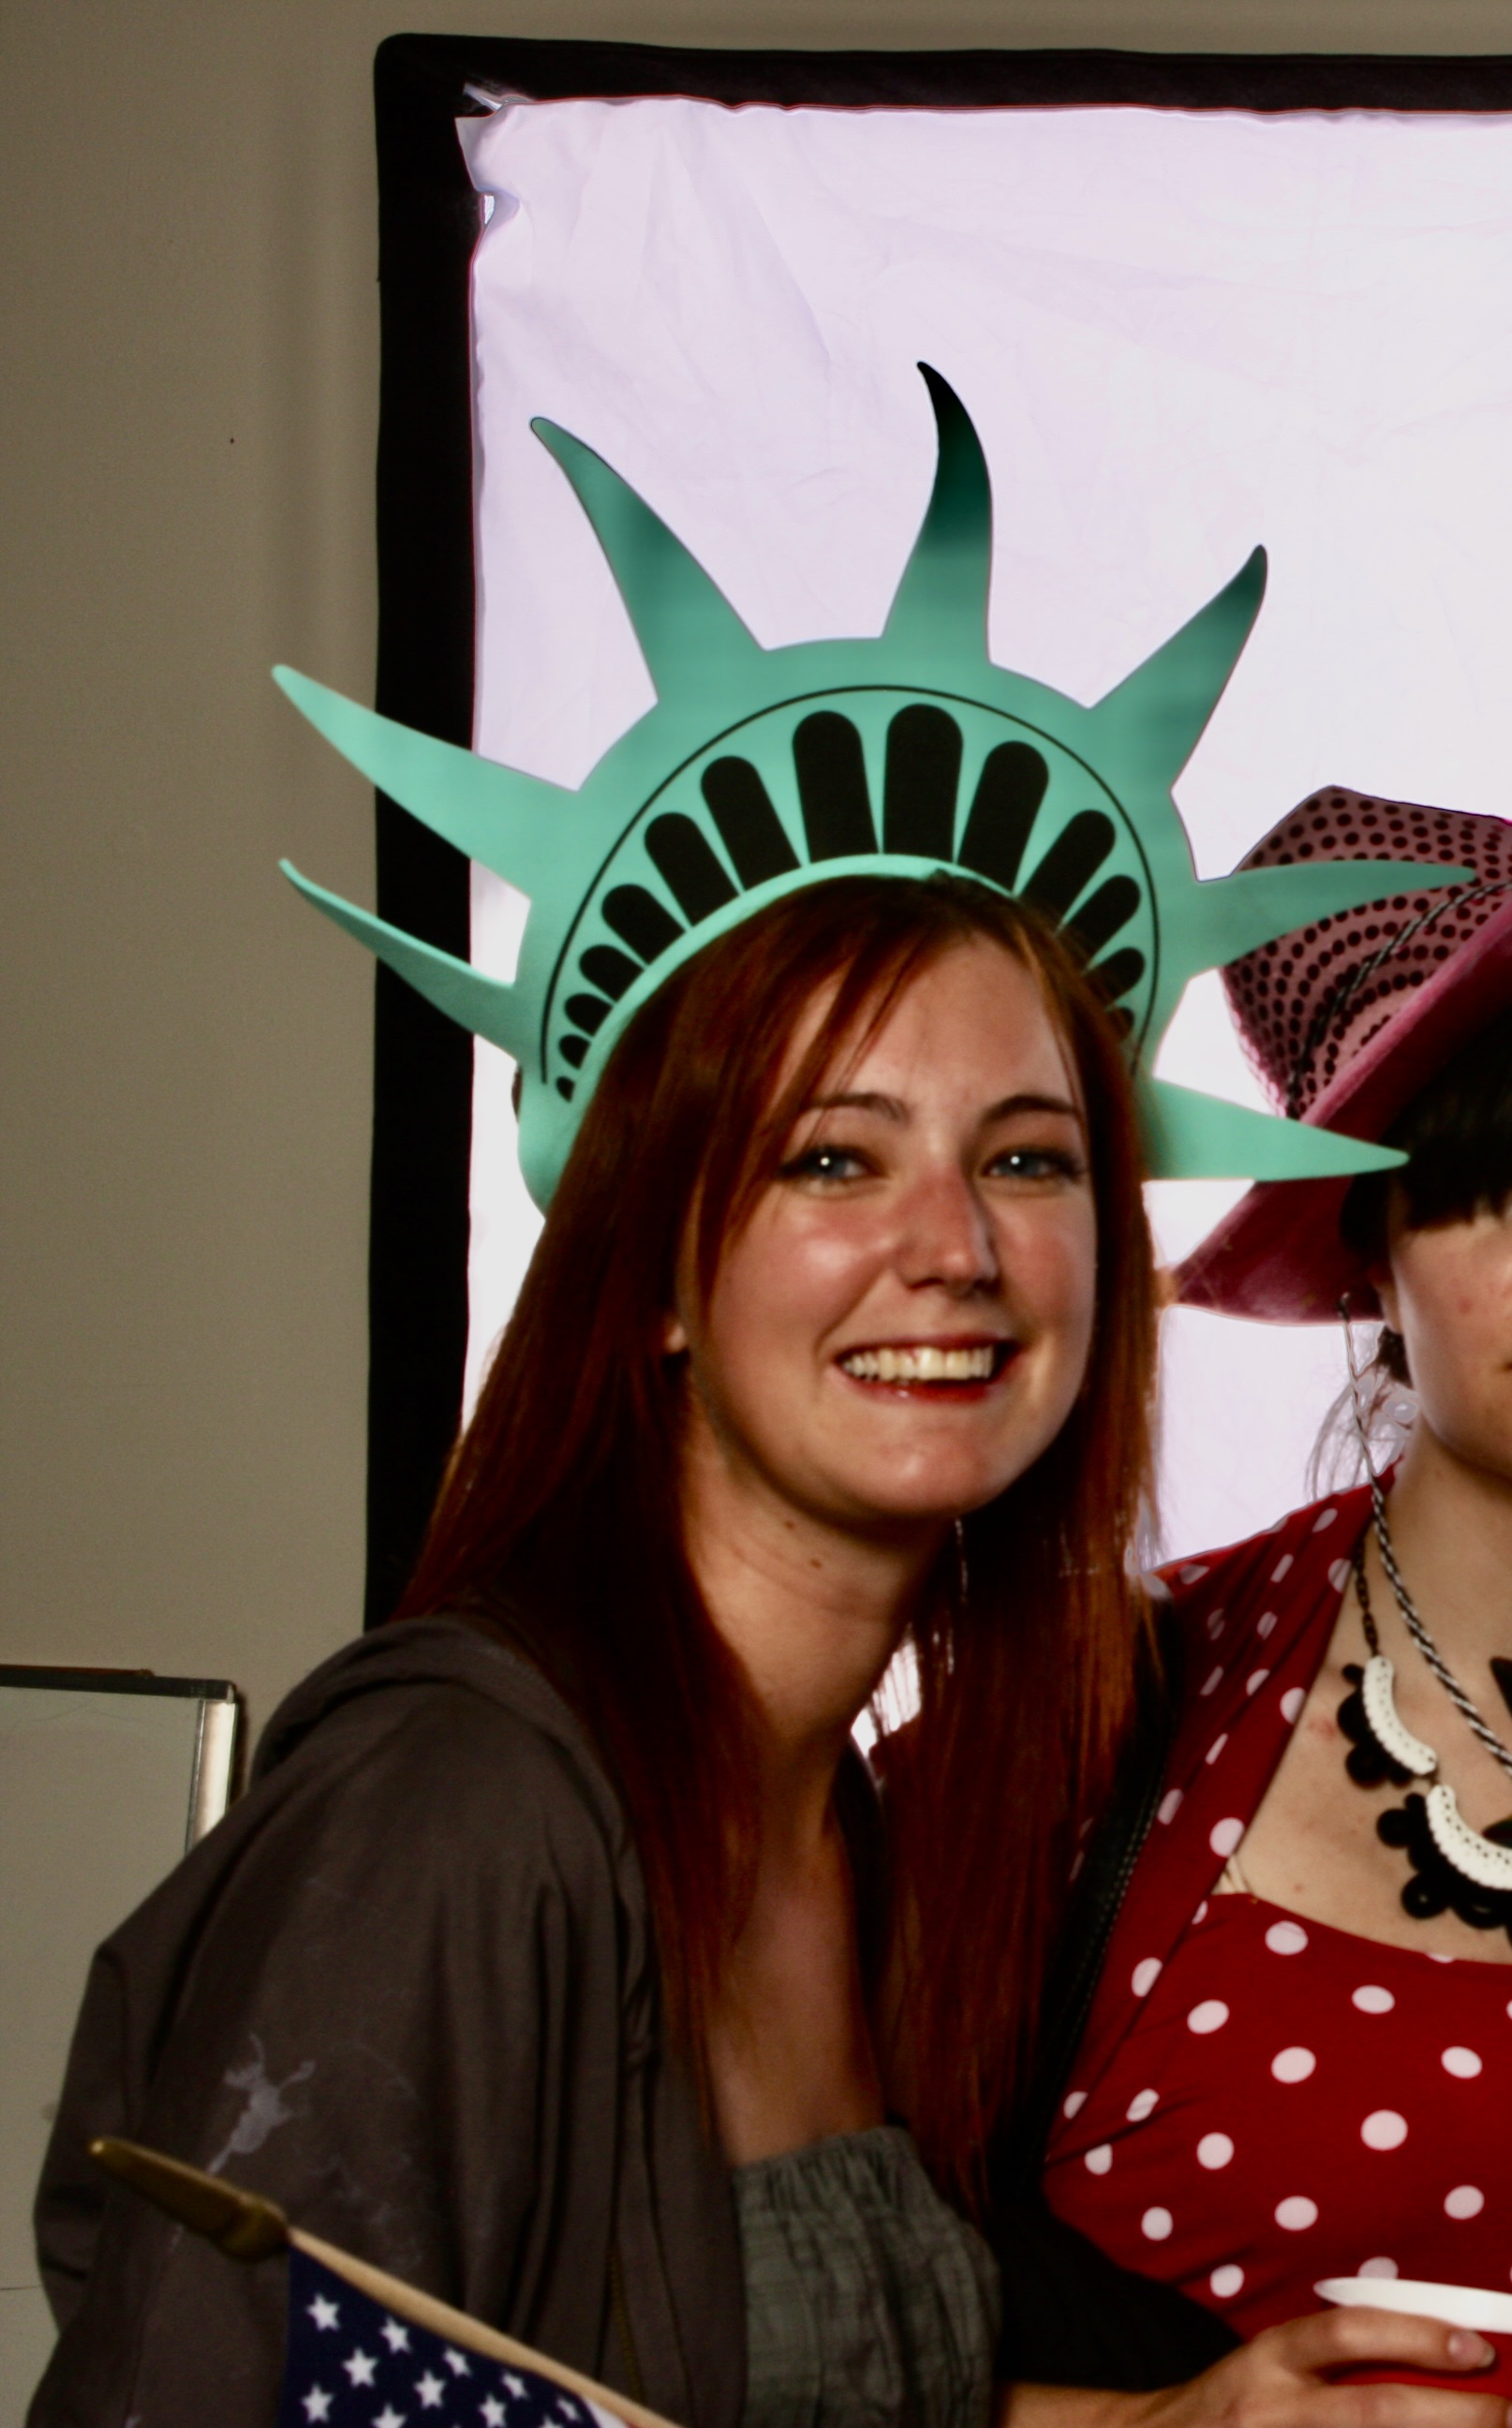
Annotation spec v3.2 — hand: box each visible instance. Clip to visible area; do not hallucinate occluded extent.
[1006,2309,1507,2428]
[1137,2308,1505,2428]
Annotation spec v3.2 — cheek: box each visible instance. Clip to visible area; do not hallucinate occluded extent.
[1002,1203,1099,1336]
[1395,1244,1512,1410]
[704,1207,887,1366]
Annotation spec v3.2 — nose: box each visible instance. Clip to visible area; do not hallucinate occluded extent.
[896,1165,1001,1296]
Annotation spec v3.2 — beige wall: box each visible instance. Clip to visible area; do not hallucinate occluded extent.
[3,0,1507,1741]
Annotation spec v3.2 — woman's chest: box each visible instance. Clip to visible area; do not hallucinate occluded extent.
[1044,1891,1512,2338]
[1235,1664,1512,1964]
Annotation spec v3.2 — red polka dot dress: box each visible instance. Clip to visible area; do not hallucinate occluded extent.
[1044,1486,1512,2340]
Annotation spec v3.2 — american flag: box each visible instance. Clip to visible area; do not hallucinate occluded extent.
[278,2247,631,2428]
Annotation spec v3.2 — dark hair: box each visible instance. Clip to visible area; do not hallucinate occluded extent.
[1330,1000,1512,1406]
[399,872,1158,2204]
[1342,1001,1512,1266]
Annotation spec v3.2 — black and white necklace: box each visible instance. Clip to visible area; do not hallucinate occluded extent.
[1336,1484,1512,1941]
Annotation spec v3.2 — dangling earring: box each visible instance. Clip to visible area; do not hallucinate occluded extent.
[1338,1293,1380,1489]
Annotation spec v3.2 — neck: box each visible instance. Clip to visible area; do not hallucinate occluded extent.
[1379,1422,1512,1670]
[679,1428,943,1855]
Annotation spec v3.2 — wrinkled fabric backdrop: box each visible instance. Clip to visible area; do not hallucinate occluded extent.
[456,95,1512,1556]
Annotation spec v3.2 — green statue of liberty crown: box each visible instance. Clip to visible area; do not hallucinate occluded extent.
[279,367,1444,1208]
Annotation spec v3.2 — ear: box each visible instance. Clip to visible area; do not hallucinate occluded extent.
[1371,1258,1401,1335]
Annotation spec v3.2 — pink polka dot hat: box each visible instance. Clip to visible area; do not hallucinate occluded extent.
[1179,787,1512,1323]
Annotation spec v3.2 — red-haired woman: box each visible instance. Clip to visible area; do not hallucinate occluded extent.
[1005,794,1512,2428]
[32,874,1160,2428]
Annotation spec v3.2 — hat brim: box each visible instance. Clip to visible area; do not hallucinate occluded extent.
[1178,896,1512,1323]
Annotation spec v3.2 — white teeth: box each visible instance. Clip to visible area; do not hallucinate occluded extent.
[839,1344,999,1384]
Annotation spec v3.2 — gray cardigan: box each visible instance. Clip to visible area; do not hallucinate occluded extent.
[28,1618,746,2428]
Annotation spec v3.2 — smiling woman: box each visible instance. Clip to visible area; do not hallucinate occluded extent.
[31,376,1401,2428]
[30,871,1157,2428]
[403,876,1153,2195]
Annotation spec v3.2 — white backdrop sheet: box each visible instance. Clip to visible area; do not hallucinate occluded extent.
[455,95,1512,1558]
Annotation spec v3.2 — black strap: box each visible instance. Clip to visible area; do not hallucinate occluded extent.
[989,1602,1241,2390]
[1000,1598,1185,2196]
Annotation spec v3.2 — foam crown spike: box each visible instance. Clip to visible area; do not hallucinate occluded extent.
[279,366,1461,1206]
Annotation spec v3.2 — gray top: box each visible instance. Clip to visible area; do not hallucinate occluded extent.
[734,2124,1001,2428]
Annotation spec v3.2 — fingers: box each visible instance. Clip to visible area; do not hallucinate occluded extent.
[1308,2381,1506,2428]
[1266,2310,1501,2379]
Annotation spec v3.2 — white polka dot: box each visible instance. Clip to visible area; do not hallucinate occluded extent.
[1281,1688,1306,1725]
[1197,2132,1235,2169]
[1312,1505,1339,1532]
[1158,1789,1183,1826]
[1209,2264,1244,2299]
[1505,1999,1512,2022]
[1205,1734,1229,1765]
[1127,2088,1159,2123]
[1353,1985,1395,2015]
[1085,2143,1113,2176]
[1206,1608,1226,1640]
[1193,1900,1209,1926]
[1132,1957,1162,1998]
[1179,1563,1209,1584]
[1246,1668,1271,1696]
[1272,2046,1316,2084]
[1443,2047,1483,2078]
[1062,2090,1087,2118]
[1429,1951,1456,1965]
[1359,2257,1399,2280]
[1141,2206,1174,2242]
[1266,1921,1309,1956]
[1209,1817,1245,1858]
[1361,2110,1408,2150]
[1188,1999,1230,2036]
[1271,1553,1295,1583]
[1200,1666,1224,1697]
[1328,1558,1353,1593]
[1257,1610,1278,1640]
[1276,2196,1319,2231]
[1445,2185,1485,2220]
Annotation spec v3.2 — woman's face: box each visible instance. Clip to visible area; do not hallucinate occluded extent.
[669,937,1099,1545]
[1378,1192,1512,1481]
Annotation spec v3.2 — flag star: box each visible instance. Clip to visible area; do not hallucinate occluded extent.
[381,2318,411,2353]
[445,2349,472,2376]
[375,2409,407,2428]
[303,2391,334,2422]
[503,2378,526,2401]
[482,2400,507,2425]
[344,2349,378,2388]
[309,2296,341,2332]
[416,2373,447,2409]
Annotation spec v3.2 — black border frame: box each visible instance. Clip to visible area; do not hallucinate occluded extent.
[368,35,1512,1623]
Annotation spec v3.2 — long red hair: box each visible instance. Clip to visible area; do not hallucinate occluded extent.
[400,874,1158,2202]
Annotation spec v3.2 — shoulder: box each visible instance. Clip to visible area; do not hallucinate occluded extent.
[108,1619,641,1978]
[1151,1484,1370,1654]
[260,1615,624,1827]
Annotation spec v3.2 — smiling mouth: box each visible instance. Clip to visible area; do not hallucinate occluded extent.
[837,1341,1015,1386]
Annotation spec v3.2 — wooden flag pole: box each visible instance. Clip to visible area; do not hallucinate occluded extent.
[90,2138,681,2428]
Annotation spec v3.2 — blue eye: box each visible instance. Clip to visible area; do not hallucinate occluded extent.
[779,1144,869,1185]
[988,1147,1084,1183]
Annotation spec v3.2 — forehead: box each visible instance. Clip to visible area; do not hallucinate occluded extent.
[786,935,1080,1106]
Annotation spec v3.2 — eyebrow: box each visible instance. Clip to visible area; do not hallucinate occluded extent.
[803,1089,1085,1128]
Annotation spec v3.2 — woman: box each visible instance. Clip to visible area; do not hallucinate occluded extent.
[30,870,1158,2428]
[1011,788,1512,2428]
[30,376,1423,2427]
